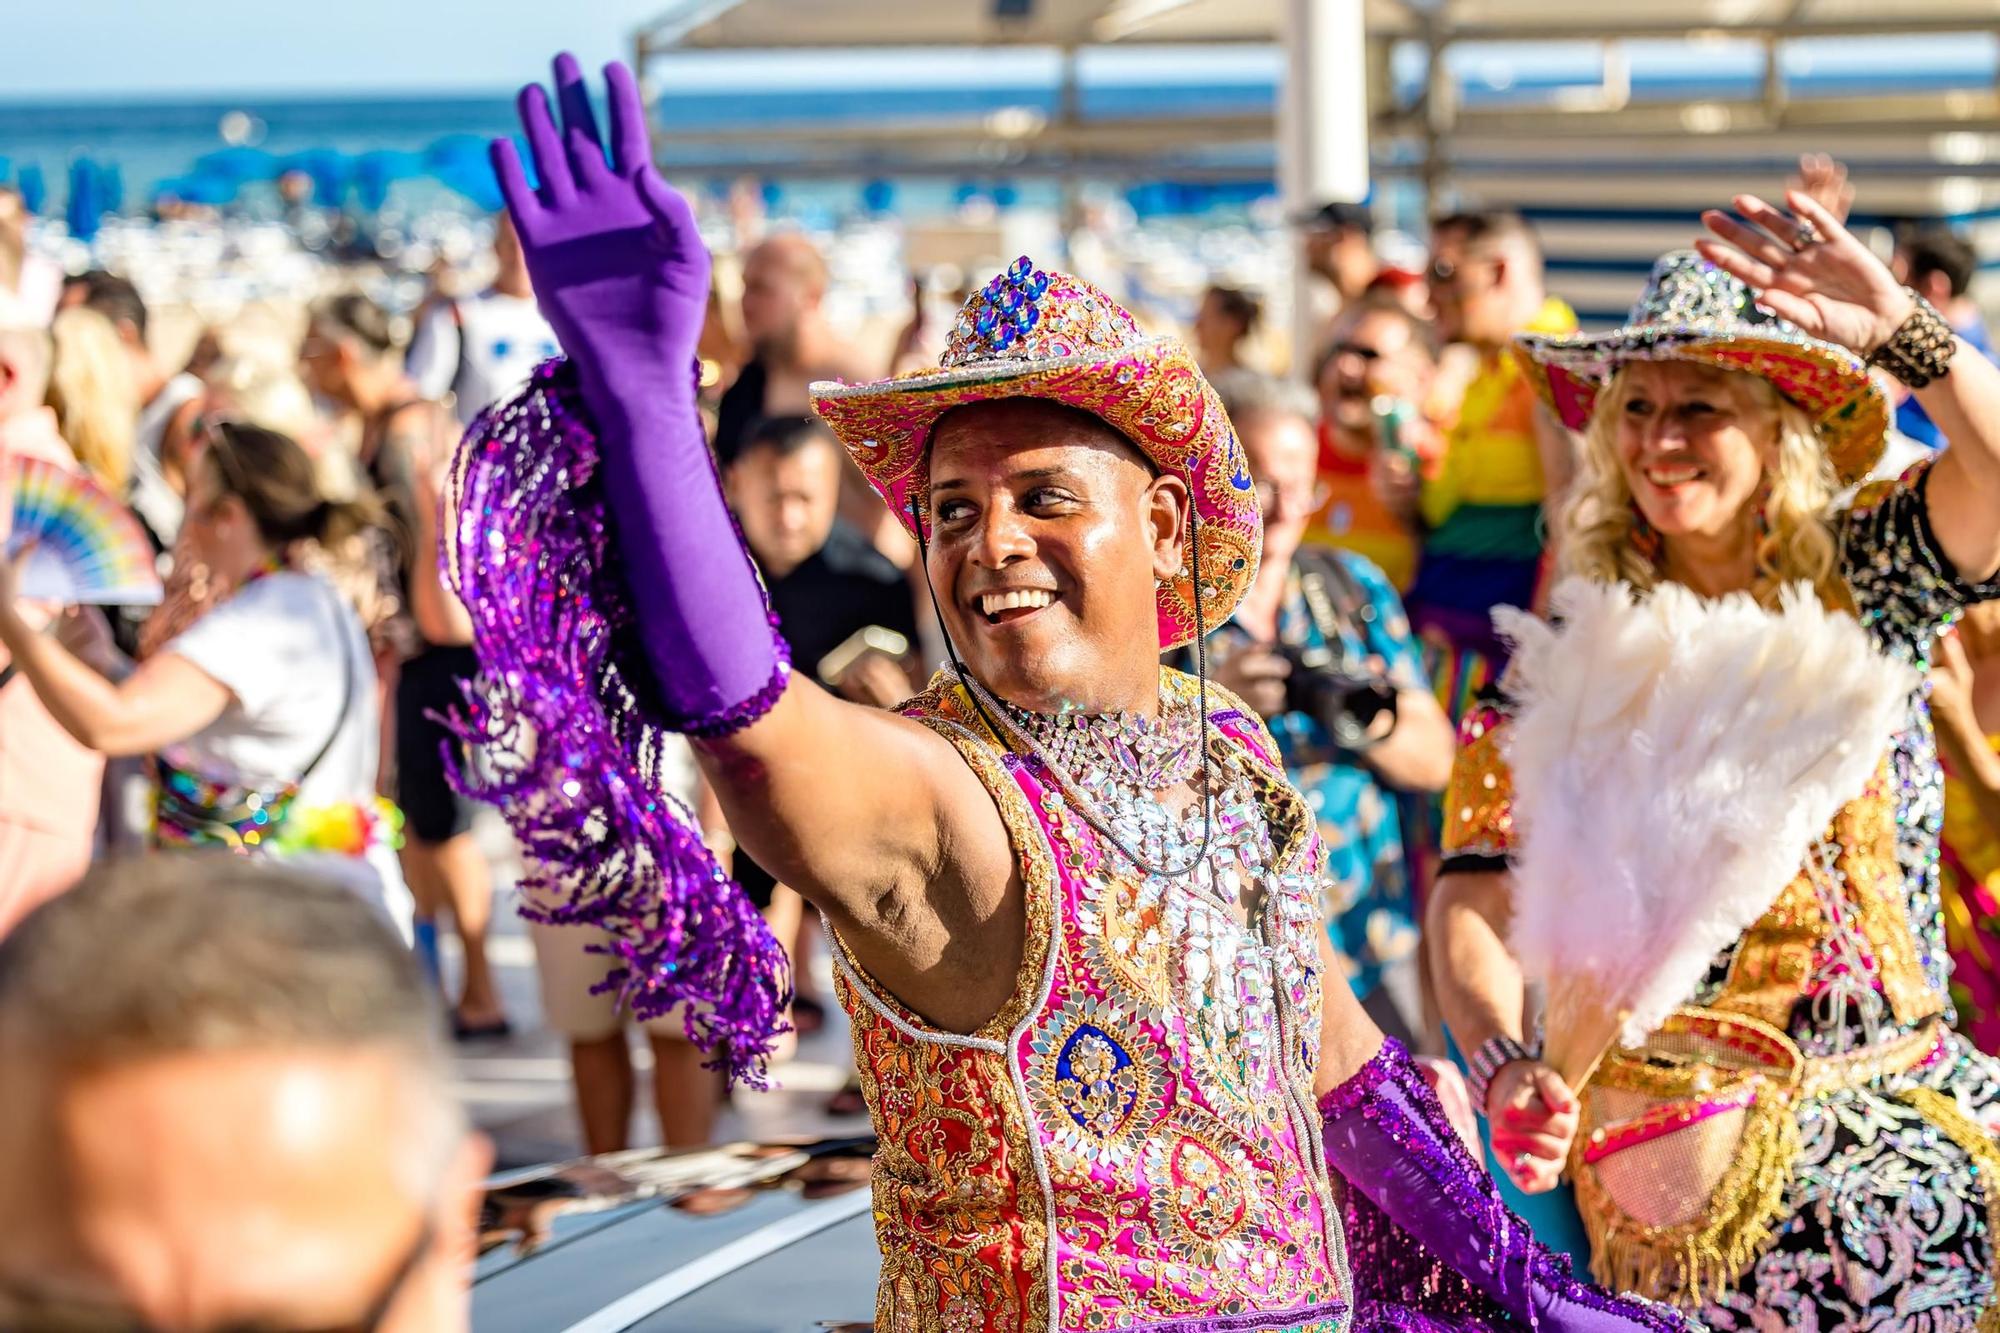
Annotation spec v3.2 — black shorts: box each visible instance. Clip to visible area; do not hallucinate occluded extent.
[394,645,482,845]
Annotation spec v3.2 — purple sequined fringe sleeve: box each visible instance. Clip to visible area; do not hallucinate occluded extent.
[440,358,792,1086]
[1323,1039,1700,1333]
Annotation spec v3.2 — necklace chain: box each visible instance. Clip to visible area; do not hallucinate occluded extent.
[956,669,1218,882]
[998,695,1202,791]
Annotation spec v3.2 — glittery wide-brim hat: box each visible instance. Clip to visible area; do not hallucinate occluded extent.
[811,257,1260,650]
[1513,250,1887,486]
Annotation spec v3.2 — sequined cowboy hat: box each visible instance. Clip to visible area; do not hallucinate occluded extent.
[1513,249,1887,486]
[811,257,1259,650]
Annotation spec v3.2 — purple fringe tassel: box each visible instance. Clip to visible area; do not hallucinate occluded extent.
[1325,1039,1698,1332]
[439,357,793,1087]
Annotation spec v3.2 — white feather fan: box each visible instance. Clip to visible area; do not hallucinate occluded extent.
[1494,577,1917,1088]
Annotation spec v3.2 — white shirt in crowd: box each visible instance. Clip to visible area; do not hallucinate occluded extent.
[128,372,203,546]
[162,570,411,935]
[406,289,560,425]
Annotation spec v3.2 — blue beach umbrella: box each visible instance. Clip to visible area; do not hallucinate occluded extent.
[425,134,508,211]
[17,165,45,214]
[150,174,240,208]
[352,149,423,213]
[278,148,352,207]
[442,136,540,208]
[194,146,276,183]
[66,159,103,241]
[423,134,489,170]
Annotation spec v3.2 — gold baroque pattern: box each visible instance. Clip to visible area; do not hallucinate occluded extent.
[1441,702,1516,859]
[831,676,1064,1333]
[846,1000,1046,1333]
[1718,759,1943,1031]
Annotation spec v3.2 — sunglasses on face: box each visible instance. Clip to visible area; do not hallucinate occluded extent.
[1328,342,1388,363]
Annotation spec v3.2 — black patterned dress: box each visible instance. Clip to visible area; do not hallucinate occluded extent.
[1440,459,2000,1332]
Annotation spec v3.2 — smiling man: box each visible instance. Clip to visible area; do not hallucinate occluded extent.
[447,55,1694,1333]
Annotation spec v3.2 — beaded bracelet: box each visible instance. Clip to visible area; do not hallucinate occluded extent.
[1466,1034,1538,1119]
[1867,289,1958,389]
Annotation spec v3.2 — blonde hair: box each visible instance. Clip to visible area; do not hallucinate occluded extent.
[1557,365,1845,608]
[47,306,138,494]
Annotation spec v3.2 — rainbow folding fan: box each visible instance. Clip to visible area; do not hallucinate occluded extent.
[6,457,162,605]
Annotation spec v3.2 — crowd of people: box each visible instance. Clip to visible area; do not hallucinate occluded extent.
[1,49,1999,1333]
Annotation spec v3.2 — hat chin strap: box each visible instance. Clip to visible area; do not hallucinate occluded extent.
[906,498,1216,877]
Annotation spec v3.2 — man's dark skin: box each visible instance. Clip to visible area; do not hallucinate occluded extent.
[690,398,1382,1091]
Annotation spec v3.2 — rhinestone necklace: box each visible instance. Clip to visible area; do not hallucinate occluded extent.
[999,695,1202,792]
[956,668,1219,882]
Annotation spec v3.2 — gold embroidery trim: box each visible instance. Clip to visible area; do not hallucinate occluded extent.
[1576,1010,1949,1306]
[831,674,1059,1042]
[1572,1009,1803,1306]
[833,674,1059,1333]
[1441,712,1514,858]
[1715,760,1944,1031]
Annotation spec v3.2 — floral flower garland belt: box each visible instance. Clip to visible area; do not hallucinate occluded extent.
[152,759,404,858]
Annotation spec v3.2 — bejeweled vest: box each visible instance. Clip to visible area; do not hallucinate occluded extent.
[832,669,1352,1333]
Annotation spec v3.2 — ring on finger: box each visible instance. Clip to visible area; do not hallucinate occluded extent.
[1792,219,1822,249]
[1513,1151,1533,1174]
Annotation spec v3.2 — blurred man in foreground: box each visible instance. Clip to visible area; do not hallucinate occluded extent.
[0,857,490,1332]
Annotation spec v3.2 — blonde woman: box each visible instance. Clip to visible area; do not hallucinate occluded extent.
[1427,189,2000,1329]
[46,306,137,495]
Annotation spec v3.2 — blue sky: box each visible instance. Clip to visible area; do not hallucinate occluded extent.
[4,3,1986,99]
[4,1,1280,98]
[9,1,672,96]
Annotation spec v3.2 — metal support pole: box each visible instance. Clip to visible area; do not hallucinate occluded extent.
[1762,34,1786,126]
[1058,44,1083,250]
[1420,15,1452,226]
[1280,0,1370,377]
[632,35,656,146]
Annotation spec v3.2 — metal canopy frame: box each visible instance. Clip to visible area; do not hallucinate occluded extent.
[632,0,1998,189]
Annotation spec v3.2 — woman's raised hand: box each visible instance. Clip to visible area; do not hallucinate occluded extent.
[490,54,710,409]
[1698,189,1912,357]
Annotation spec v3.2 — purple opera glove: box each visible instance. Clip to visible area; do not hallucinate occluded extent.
[435,57,795,1087]
[1323,1039,1697,1333]
[489,53,784,729]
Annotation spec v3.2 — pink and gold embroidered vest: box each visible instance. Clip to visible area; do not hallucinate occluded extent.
[832,670,1352,1333]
